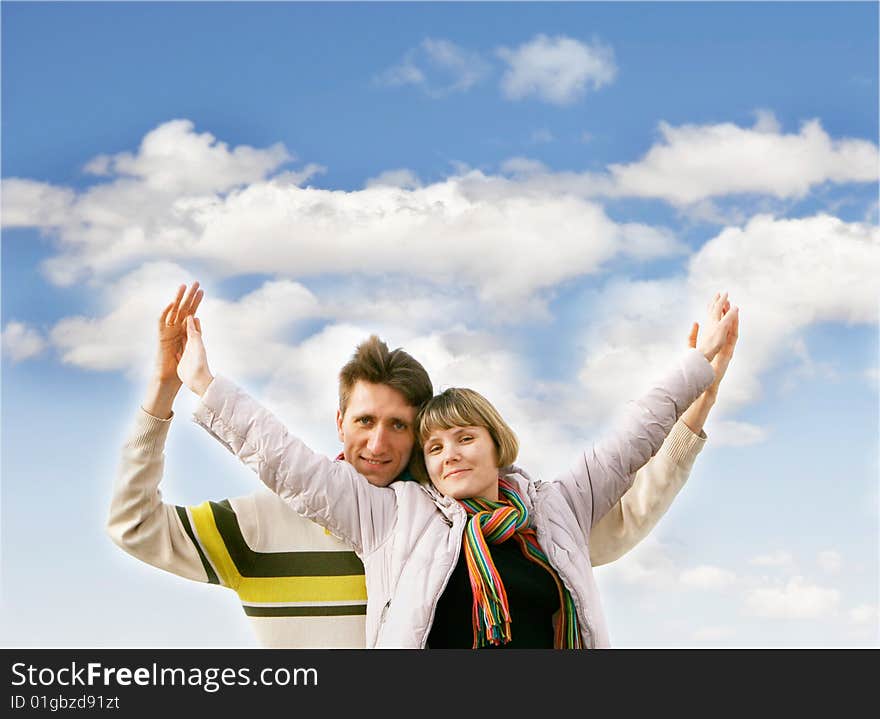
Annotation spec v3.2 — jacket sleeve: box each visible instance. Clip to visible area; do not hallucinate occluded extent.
[555,348,714,532]
[587,419,705,566]
[191,375,396,556]
[107,409,219,584]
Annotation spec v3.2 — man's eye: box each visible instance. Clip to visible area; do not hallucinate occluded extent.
[393,421,408,431]
[357,417,372,426]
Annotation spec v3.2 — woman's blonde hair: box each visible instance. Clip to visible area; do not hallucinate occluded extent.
[411,388,519,484]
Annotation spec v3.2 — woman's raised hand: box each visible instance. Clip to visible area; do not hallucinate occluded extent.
[688,296,739,397]
[695,292,740,364]
[155,282,203,388]
[177,314,214,397]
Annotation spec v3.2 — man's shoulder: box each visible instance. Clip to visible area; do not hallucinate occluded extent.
[230,487,354,552]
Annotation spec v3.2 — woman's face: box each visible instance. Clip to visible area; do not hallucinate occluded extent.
[423,425,499,501]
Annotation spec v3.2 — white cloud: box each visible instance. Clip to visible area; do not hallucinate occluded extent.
[7,124,878,464]
[743,576,840,619]
[594,537,680,589]
[364,169,422,190]
[749,550,796,570]
[497,116,878,208]
[48,264,322,380]
[705,420,768,447]
[605,115,879,205]
[849,604,879,625]
[9,120,874,333]
[680,565,737,590]
[375,59,425,88]
[692,626,736,641]
[1,322,48,362]
[574,214,878,424]
[83,119,292,195]
[752,108,782,134]
[6,123,686,303]
[816,550,842,574]
[847,604,880,641]
[49,262,196,373]
[2,120,304,287]
[497,34,617,105]
[375,38,491,97]
[1,179,75,227]
[499,157,549,177]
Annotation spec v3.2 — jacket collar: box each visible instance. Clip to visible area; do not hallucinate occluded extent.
[417,466,540,518]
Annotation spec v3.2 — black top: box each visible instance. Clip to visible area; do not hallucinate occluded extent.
[426,536,560,649]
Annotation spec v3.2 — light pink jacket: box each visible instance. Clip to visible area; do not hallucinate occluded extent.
[193,349,714,648]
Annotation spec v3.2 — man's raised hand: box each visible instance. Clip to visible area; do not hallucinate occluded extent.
[155,282,203,388]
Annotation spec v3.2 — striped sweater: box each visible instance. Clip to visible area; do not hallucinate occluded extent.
[107,407,705,648]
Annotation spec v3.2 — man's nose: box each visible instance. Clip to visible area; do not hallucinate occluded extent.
[367,425,389,454]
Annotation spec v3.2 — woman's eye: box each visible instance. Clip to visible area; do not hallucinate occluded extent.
[427,445,441,454]
[460,435,473,442]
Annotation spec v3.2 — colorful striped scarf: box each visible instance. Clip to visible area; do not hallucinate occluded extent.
[458,477,582,649]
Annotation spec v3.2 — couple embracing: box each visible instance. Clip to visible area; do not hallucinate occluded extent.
[110,282,738,648]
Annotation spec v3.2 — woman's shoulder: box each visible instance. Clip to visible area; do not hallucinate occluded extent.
[501,464,539,487]
[390,479,444,504]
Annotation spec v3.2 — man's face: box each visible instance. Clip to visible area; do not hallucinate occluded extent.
[336,380,418,487]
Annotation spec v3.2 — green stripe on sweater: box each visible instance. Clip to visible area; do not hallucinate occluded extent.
[175,505,220,584]
[243,604,367,618]
[209,500,365,577]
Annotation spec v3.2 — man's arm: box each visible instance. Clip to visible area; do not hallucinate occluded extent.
[107,283,222,583]
[588,418,704,566]
[107,406,219,583]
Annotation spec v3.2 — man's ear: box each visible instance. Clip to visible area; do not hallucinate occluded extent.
[336,408,345,443]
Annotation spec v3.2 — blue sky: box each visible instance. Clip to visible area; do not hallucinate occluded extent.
[2,1,878,648]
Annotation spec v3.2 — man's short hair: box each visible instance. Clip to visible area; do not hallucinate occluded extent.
[338,335,434,415]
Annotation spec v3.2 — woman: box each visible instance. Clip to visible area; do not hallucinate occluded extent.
[178,294,738,648]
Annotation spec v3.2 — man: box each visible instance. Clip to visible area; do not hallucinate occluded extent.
[108,283,737,648]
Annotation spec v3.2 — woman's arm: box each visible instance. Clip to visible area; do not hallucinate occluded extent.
[589,304,739,564]
[178,316,396,555]
[557,294,738,530]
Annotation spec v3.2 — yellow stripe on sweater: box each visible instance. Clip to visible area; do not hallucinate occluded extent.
[189,502,367,604]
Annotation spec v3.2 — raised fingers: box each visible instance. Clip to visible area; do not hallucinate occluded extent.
[171,282,200,325]
[708,291,729,321]
[707,292,720,313]
[189,288,204,317]
[165,285,186,325]
[688,322,699,349]
[159,300,176,326]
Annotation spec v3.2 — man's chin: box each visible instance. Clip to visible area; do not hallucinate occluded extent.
[358,464,397,487]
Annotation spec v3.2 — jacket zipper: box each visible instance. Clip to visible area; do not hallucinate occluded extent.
[420,504,465,648]
[379,598,392,626]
